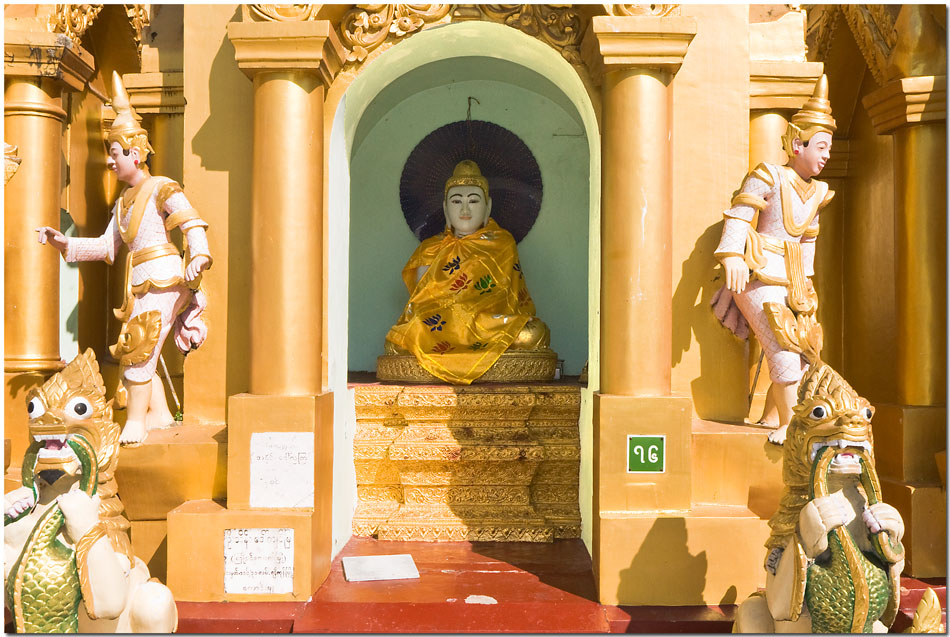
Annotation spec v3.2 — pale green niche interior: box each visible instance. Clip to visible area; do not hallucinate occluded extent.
[348,56,590,375]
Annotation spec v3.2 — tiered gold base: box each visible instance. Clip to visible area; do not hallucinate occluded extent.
[352,383,581,542]
[376,350,558,383]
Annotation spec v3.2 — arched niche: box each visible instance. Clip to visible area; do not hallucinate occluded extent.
[324,20,601,553]
[332,20,600,378]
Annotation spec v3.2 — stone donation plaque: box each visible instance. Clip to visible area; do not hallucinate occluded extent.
[249,432,314,508]
[223,528,295,595]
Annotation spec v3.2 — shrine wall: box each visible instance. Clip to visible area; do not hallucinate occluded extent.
[669,4,752,422]
[182,3,253,424]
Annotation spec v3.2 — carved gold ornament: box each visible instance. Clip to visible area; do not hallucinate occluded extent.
[478,5,585,64]
[247,4,322,22]
[353,384,581,542]
[340,4,452,63]
[47,4,103,45]
[110,310,162,366]
[124,4,150,58]
[5,143,21,185]
[604,4,679,17]
[804,5,898,85]
[377,350,557,383]
[763,301,823,364]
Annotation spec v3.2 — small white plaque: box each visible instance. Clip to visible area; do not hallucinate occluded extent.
[223,528,294,595]
[342,554,420,582]
[249,432,314,508]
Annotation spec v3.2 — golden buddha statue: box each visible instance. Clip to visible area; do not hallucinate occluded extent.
[378,160,556,384]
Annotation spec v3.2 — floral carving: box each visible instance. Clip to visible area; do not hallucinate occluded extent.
[47,5,103,45]
[247,4,322,22]
[479,5,585,64]
[340,4,452,63]
[604,4,680,17]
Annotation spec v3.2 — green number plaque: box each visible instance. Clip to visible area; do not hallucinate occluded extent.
[626,435,665,473]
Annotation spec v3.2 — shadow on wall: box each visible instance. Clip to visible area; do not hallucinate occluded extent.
[190,6,253,405]
[616,517,707,605]
[672,221,748,422]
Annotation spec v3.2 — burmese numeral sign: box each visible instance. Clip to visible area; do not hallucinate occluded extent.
[627,435,665,473]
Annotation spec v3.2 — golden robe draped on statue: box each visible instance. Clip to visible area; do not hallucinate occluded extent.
[386,219,536,384]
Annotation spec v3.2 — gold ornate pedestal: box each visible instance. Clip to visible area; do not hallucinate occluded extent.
[353,384,581,542]
[376,351,558,383]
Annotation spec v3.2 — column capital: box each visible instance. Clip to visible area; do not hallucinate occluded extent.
[749,61,825,111]
[123,72,185,115]
[227,20,345,88]
[4,28,96,93]
[863,75,947,135]
[580,15,697,84]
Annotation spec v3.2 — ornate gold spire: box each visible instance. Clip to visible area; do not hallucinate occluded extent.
[781,74,836,158]
[107,71,153,158]
[444,160,490,197]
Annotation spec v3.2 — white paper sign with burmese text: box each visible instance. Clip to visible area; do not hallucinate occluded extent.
[223,528,294,594]
[249,432,314,508]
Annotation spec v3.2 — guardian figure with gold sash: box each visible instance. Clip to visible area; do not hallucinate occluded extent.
[711,76,836,445]
[36,71,211,445]
[379,160,555,384]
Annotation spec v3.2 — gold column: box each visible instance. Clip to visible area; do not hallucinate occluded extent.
[863,76,946,405]
[861,3,946,577]
[229,21,343,395]
[582,15,696,396]
[4,30,95,461]
[581,15,698,605]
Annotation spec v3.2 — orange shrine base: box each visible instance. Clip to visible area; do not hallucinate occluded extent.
[158,537,944,633]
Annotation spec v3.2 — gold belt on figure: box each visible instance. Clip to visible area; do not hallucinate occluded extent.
[131,242,179,266]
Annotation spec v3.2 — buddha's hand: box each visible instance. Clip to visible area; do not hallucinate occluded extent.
[36,226,68,252]
[57,490,101,541]
[720,255,749,294]
[798,490,855,557]
[185,255,210,282]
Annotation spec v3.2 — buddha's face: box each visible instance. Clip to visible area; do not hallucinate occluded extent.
[444,185,491,237]
[791,131,832,179]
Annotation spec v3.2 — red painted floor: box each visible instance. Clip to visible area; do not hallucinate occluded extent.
[172,537,944,633]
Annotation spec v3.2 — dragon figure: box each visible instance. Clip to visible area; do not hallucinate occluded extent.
[734,359,909,633]
[4,349,177,633]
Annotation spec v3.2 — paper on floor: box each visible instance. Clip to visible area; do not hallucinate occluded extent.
[342,554,420,582]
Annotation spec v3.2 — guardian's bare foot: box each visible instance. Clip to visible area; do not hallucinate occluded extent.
[120,420,148,445]
[145,375,175,431]
[767,423,788,445]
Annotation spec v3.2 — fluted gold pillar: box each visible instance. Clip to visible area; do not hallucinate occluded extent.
[229,21,344,395]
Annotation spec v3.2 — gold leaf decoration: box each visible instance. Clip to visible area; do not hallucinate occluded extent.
[907,587,945,633]
[47,4,103,45]
[340,4,452,63]
[5,143,21,185]
[247,4,321,22]
[839,4,898,84]
[604,4,679,17]
[479,5,586,65]
[124,4,150,58]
